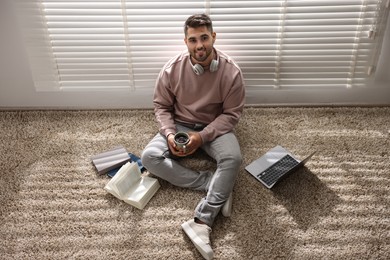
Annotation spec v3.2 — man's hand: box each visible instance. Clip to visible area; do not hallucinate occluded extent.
[168,132,202,157]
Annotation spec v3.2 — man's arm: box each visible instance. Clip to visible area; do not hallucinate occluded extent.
[153,70,177,138]
[198,72,245,143]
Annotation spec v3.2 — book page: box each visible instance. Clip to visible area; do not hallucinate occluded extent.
[104,184,122,200]
[123,176,160,209]
[113,162,141,197]
[124,177,149,201]
[105,163,130,197]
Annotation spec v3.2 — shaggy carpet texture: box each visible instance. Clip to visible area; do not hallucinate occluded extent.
[0,107,389,260]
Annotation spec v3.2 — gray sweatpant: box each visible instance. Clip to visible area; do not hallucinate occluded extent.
[141,124,242,227]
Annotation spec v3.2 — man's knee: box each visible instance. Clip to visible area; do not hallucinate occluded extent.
[141,146,163,170]
[219,151,242,169]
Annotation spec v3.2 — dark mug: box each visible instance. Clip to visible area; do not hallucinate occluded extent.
[174,132,190,151]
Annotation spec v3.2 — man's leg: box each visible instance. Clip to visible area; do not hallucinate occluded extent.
[141,132,211,191]
[182,132,241,259]
[194,132,242,226]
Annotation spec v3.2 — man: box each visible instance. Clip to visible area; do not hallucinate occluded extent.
[141,14,245,259]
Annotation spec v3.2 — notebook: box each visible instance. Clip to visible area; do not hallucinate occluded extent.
[245,145,316,189]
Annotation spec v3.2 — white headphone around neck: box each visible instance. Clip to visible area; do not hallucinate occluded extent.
[190,56,219,75]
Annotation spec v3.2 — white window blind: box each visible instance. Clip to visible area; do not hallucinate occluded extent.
[16,0,389,92]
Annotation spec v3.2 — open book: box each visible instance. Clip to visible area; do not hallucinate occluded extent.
[104,162,160,209]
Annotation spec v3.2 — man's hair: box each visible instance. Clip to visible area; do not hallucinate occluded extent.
[184,14,213,36]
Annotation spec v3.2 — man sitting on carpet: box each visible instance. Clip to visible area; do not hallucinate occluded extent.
[141,14,245,259]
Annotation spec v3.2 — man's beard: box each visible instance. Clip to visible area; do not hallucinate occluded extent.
[193,48,212,63]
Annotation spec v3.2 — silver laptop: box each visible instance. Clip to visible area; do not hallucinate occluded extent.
[245,145,316,189]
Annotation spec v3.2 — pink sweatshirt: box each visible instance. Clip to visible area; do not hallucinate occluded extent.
[153,48,245,143]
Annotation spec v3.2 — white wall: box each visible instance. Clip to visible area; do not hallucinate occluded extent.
[1,1,389,109]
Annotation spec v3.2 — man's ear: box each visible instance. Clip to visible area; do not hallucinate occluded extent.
[212,32,216,43]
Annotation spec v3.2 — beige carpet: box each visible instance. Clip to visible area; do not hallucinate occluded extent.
[0,107,389,260]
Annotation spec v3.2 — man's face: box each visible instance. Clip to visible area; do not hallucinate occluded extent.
[184,26,216,64]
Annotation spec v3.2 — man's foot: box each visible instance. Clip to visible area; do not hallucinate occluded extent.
[221,193,233,217]
[181,219,214,260]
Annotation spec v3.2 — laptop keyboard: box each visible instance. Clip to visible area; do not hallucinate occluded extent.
[256,154,299,187]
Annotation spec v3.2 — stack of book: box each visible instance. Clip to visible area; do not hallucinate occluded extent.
[91,145,146,177]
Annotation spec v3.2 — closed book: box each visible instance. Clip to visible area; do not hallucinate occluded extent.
[91,146,131,174]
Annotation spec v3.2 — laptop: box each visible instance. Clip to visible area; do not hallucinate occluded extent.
[245,145,316,189]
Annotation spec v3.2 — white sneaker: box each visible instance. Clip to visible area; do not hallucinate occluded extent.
[221,193,233,217]
[181,219,214,260]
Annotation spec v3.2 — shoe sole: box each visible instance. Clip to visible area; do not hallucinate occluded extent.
[181,222,213,260]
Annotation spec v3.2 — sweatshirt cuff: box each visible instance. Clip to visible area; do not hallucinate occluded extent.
[163,129,176,138]
[198,130,208,143]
